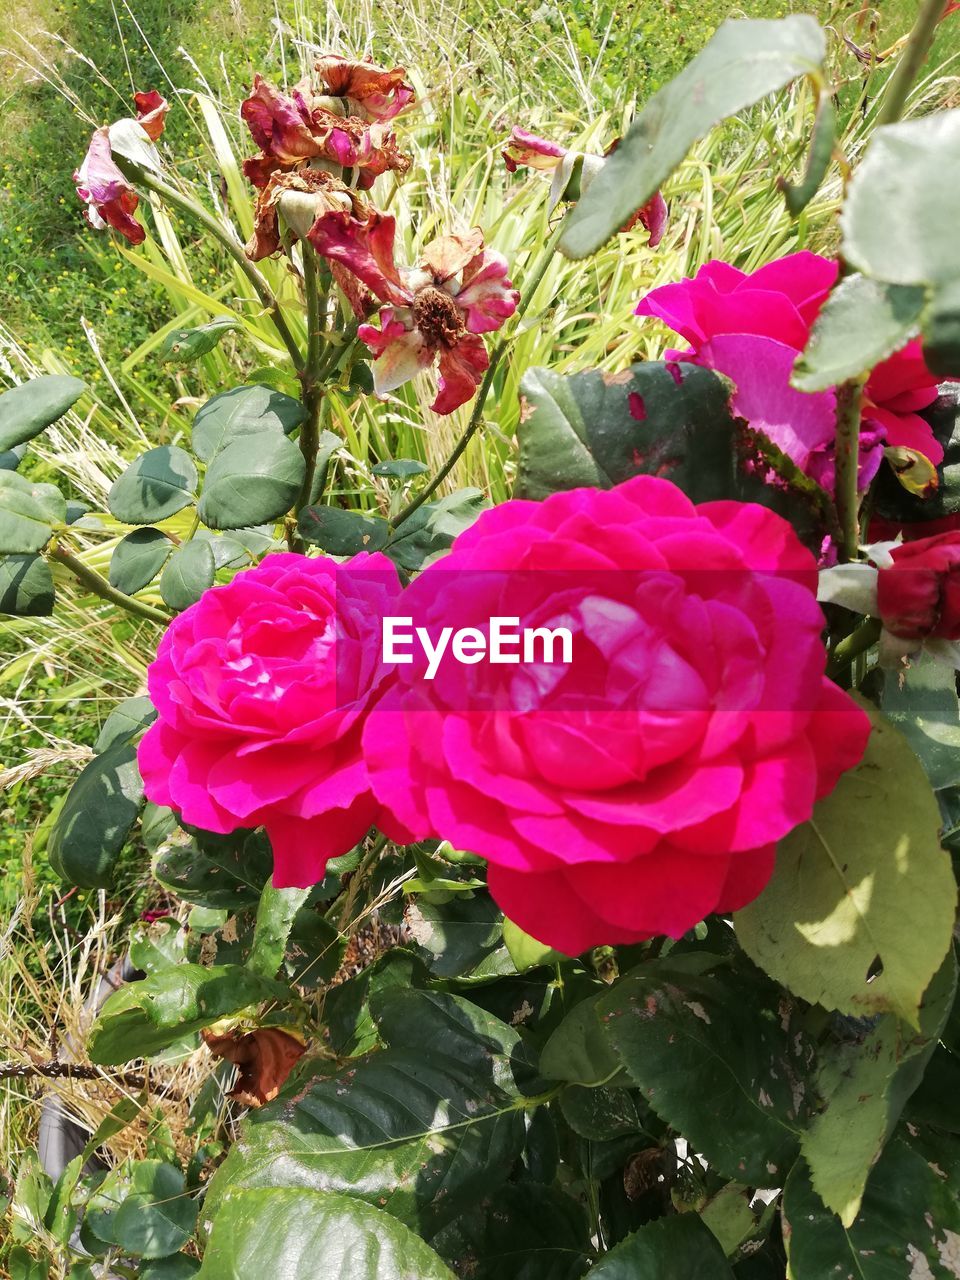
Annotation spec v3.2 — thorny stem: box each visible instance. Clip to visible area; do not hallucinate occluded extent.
[391,218,566,530]
[0,1058,185,1102]
[877,0,947,125]
[834,379,865,563]
[114,155,305,372]
[50,544,172,626]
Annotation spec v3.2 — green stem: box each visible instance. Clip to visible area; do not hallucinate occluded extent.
[51,544,172,626]
[877,0,946,125]
[834,379,865,563]
[391,219,566,530]
[827,617,882,679]
[114,155,305,372]
[292,246,327,528]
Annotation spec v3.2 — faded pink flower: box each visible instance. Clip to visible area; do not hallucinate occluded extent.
[240,73,410,191]
[636,253,942,491]
[308,212,519,414]
[73,90,169,245]
[314,54,415,121]
[138,552,404,887]
[502,125,668,246]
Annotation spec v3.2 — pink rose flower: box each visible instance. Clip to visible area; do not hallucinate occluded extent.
[138,553,403,887]
[308,214,519,413]
[502,126,668,246]
[364,476,870,955]
[73,89,169,245]
[877,531,960,643]
[636,253,941,491]
[240,74,410,191]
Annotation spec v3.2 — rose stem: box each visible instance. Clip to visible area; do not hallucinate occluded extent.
[391,217,567,530]
[827,616,882,679]
[877,0,948,126]
[50,544,172,625]
[113,155,305,372]
[834,378,865,563]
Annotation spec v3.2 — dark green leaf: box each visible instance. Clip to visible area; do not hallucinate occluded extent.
[793,274,928,392]
[94,694,156,752]
[0,374,86,451]
[879,656,960,792]
[141,1257,201,1279]
[192,384,307,463]
[559,1084,646,1141]
[560,16,825,257]
[780,90,835,217]
[406,890,515,982]
[596,959,817,1184]
[297,504,389,554]
[199,1188,456,1278]
[159,539,216,610]
[0,442,26,470]
[587,1213,734,1279]
[373,458,429,479]
[283,906,343,988]
[540,990,623,1086]
[0,554,54,616]
[204,1046,524,1234]
[47,739,144,889]
[320,948,431,1057]
[153,829,271,909]
[0,472,55,554]
[7,1248,50,1280]
[198,432,304,530]
[86,1160,197,1258]
[385,489,487,571]
[248,881,311,978]
[108,446,198,525]
[161,316,239,364]
[432,1183,593,1280]
[88,964,293,1064]
[109,528,174,594]
[736,700,957,1026]
[925,276,960,379]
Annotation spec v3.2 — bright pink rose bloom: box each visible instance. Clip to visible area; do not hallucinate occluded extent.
[364,476,870,954]
[138,553,403,887]
[74,90,169,245]
[636,253,941,490]
[308,215,519,413]
[876,531,960,642]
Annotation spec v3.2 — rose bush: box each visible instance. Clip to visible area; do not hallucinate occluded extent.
[364,475,870,954]
[138,552,402,886]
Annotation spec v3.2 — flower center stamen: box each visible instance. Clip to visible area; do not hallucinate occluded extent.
[413,285,467,348]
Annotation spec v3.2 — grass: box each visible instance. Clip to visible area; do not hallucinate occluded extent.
[0,0,958,1259]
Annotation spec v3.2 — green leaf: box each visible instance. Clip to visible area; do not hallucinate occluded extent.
[159,539,216,610]
[0,472,55,554]
[783,1127,960,1279]
[842,111,960,291]
[879,656,960,792]
[161,316,239,364]
[129,918,188,974]
[558,1084,647,1141]
[47,738,145,889]
[198,432,304,530]
[192,384,307,463]
[780,89,835,218]
[800,950,957,1227]
[320,948,430,1057]
[432,1183,593,1280]
[10,1152,53,1242]
[736,700,958,1027]
[0,374,86,451]
[0,442,26,470]
[108,446,198,525]
[7,1248,50,1280]
[385,489,487,571]
[141,1258,201,1279]
[283,906,343,988]
[540,990,622,1086]
[109,528,174,594]
[204,1047,524,1233]
[924,276,960,379]
[517,362,745,501]
[503,918,562,972]
[559,16,825,257]
[26,481,66,526]
[406,890,515,982]
[372,458,429,479]
[86,1160,197,1259]
[793,274,928,393]
[94,694,156,752]
[595,959,817,1184]
[297,504,389,554]
[587,1213,734,1278]
[199,1188,456,1278]
[248,881,311,978]
[87,963,293,1064]
[0,554,54,616]
[153,829,272,909]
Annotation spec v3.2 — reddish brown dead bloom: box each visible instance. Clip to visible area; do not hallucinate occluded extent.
[314,54,415,121]
[74,89,170,245]
[202,1025,306,1108]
